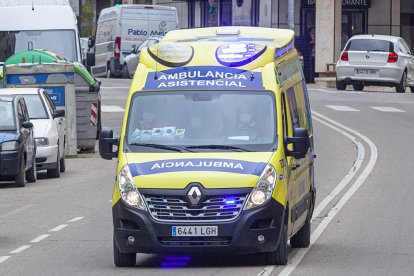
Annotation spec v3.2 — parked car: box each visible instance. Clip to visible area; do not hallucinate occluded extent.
[0,88,66,178]
[0,95,36,187]
[336,34,414,92]
[122,36,162,79]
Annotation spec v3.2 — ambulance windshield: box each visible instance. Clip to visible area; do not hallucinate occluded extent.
[126,91,276,152]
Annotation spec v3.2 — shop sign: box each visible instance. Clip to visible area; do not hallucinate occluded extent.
[302,0,371,9]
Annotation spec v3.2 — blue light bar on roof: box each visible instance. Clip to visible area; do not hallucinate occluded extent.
[275,41,294,59]
[216,43,267,67]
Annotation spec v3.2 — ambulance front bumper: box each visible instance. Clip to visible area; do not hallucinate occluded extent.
[112,194,285,255]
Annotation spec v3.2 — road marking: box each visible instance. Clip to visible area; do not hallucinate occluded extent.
[371,107,405,112]
[326,105,360,111]
[101,105,125,113]
[49,224,68,232]
[67,217,84,223]
[0,204,33,220]
[0,256,10,264]
[30,234,50,243]
[279,111,378,276]
[10,245,31,254]
[108,199,112,203]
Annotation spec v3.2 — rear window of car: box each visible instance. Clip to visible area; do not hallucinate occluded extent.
[346,39,393,52]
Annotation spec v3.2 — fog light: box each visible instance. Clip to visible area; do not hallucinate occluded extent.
[257,235,265,244]
[127,236,135,244]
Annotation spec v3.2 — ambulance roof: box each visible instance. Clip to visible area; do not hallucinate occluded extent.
[163,26,294,49]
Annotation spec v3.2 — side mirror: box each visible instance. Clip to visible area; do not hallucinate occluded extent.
[21,121,33,129]
[131,45,136,54]
[86,52,95,67]
[99,128,118,160]
[88,36,95,48]
[53,109,65,119]
[286,128,310,159]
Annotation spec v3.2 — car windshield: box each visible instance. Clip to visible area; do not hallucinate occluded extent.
[346,39,393,52]
[0,30,77,62]
[0,101,16,130]
[23,94,48,119]
[126,91,277,152]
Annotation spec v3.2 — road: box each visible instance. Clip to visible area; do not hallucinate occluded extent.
[1,79,413,275]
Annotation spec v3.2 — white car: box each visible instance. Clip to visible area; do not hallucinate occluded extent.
[336,34,414,92]
[0,88,66,178]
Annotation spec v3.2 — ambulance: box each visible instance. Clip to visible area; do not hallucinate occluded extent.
[99,27,315,267]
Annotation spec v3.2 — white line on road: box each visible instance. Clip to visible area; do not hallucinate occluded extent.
[278,111,378,276]
[108,199,112,203]
[326,105,360,111]
[371,107,405,112]
[67,217,84,223]
[0,256,11,264]
[10,245,31,254]
[101,105,125,113]
[30,234,50,243]
[49,224,68,232]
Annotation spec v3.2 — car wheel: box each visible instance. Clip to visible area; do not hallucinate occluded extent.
[47,148,61,178]
[352,84,364,91]
[336,80,346,90]
[113,234,136,267]
[290,212,311,248]
[26,159,37,183]
[265,223,288,265]
[411,87,414,93]
[396,71,407,93]
[60,154,66,173]
[122,64,130,79]
[15,156,26,187]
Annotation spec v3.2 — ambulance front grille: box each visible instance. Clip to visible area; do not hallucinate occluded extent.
[143,194,248,222]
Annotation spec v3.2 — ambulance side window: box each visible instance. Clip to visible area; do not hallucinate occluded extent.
[281,93,288,137]
[285,87,300,129]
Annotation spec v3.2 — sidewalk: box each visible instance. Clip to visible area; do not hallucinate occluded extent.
[306,82,404,92]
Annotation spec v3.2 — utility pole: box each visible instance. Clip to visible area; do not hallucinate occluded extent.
[288,0,294,30]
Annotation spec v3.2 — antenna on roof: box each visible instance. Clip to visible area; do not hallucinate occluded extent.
[32,0,34,10]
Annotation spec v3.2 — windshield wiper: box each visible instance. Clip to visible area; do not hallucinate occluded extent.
[129,143,193,152]
[185,145,251,152]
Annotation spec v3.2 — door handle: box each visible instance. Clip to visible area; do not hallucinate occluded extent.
[291,163,300,170]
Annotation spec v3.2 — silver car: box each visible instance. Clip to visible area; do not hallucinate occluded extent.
[122,36,162,79]
[336,34,414,93]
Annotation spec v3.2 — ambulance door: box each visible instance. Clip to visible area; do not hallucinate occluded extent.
[285,85,312,233]
[281,92,296,236]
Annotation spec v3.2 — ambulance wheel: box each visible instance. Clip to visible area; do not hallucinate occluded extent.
[265,223,288,265]
[15,156,26,187]
[113,235,136,267]
[26,159,37,183]
[352,84,364,91]
[290,212,311,248]
[122,64,130,79]
[47,149,61,178]
[336,80,346,90]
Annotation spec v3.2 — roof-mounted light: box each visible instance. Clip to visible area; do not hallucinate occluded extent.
[147,42,194,68]
[216,28,240,35]
[216,43,267,67]
[274,41,294,59]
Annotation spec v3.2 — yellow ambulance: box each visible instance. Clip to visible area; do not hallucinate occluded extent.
[99,26,315,267]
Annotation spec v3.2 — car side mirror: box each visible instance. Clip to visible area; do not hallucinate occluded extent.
[131,45,136,53]
[99,128,118,160]
[21,121,33,129]
[88,36,95,48]
[53,109,65,119]
[286,128,310,159]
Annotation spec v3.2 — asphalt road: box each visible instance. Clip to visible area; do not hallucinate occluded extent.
[1,80,413,275]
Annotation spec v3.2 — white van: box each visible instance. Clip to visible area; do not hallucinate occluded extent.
[90,4,179,78]
[0,1,81,66]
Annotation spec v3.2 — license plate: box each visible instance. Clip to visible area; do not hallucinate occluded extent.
[355,69,378,76]
[172,226,218,237]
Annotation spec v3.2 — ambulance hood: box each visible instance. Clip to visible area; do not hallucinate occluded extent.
[125,152,274,189]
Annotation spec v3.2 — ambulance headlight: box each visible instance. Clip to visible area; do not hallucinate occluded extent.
[244,164,277,210]
[118,165,146,210]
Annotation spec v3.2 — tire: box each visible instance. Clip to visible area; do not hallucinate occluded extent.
[336,80,346,90]
[15,156,26,187]
[352,84,364,91]
[113,234,136,267]
[290,213,311,248]
[396,71,407,93]
[122,64,130,79]
[47,149,61,178]
[60,154,66,173]
[107,63,116,78]
[265,223,288,265]
[411,87,414,93]
[26,159,37,183]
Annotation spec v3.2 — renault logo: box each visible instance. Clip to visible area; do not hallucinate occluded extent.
[188,186,202,205]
